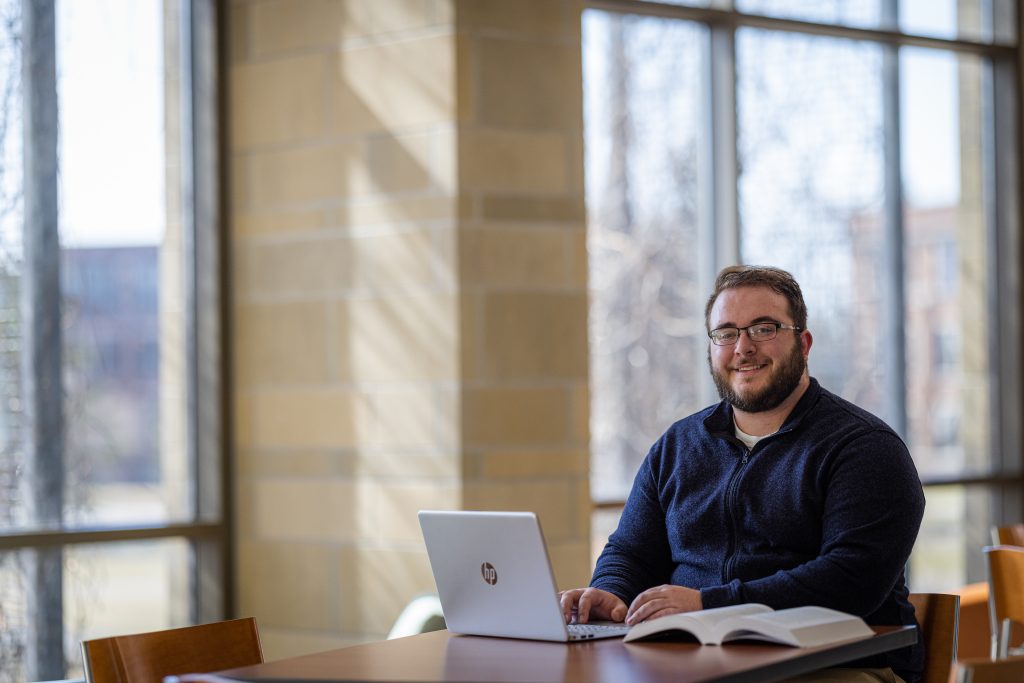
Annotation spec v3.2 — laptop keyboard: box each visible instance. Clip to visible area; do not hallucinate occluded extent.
[567,622,630,639]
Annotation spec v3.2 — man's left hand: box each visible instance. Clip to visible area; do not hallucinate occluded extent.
[625,585,702,625]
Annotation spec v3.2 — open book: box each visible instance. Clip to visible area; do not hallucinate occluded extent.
[622,603,875,648]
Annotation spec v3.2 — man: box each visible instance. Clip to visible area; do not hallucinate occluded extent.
[560,265,925,683]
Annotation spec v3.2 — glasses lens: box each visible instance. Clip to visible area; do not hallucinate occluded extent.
[747,324,778,341]
[712,328,739,345]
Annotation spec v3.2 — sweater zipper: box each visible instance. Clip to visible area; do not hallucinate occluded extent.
[721,427,792,583]
[723,444,751,583]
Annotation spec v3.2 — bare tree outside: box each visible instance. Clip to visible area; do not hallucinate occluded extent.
[584,13,708,504]
[0,0,25,679]
[736,29,887,419]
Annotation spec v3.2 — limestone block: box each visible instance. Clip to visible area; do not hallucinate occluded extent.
[479,448,587,478]
[355,449,459,479]
[344,195,455,228]
[234,207,331,237]
[462,386,571,446]
[231,54,327,148]
[365,387,458,450]
[458,291,483,381]
[351,228,454,291]
[255,628,362,664]
[358,479,460,543]
[233,392,254,450]
[573,479,592,535]
[234,301,332,385]
[342,294,458,382]
[237,540,336,629]
[231,153,251,210]
[230,0,250,63]
[462,479,577,539]
[569,227,587,288]
[546,539,592,591]
[331,35,455,136]
[368,0,440,34]
[235,237,353,297]
[458,193,477,221]
[459,227,569,287]
[456,33,474,123]
[482,291,588,379]
[250,388,365,448]
[458,129,567,192]
[456,0,569,37]
[235,477,257,539]
[565,129,585,195]
[340,545,439,635]
[477,37,581,129]
[248,140,370,206]
[366,133,440,194]
[480,194,584,223]
[249,0,443,48]
[237,448,342,477]
[251,478,358,540]
[571,383,590,447]
[250,0,345,55]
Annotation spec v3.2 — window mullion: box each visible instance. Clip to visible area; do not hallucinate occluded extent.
[181,0,227,625]
[21,0,63,678]
[989,51,1022,507]
[881,42,908,440]
[700,24,739,406]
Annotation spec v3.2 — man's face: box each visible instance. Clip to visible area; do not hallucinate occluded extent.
[707,286,809,413]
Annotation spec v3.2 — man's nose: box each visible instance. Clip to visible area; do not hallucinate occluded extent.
[734,330,757,354]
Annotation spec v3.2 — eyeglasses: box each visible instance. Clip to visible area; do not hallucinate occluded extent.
[708,322,802,346]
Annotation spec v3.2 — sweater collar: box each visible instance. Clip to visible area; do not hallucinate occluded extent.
[704,376,821,437]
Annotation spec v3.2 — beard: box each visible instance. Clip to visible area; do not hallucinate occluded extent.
[709,337,806,413]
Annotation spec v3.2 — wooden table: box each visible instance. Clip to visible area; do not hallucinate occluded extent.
[216,625,917,683]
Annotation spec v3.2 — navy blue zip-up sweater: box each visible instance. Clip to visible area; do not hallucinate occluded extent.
[591,378,925,681]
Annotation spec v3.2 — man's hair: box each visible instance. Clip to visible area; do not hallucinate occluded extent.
[704,265,808,331]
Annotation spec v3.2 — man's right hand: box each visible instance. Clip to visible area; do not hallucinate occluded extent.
[558,587,627,624]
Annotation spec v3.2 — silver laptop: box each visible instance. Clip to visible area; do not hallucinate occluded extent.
[418,510,630,642]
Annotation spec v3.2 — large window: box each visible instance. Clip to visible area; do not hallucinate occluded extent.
[0,1,225,680]
[585,0,1019,591]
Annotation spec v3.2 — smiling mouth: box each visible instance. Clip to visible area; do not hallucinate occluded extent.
[733,363,768,373]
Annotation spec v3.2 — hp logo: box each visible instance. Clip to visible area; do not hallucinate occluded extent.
[481,562,498,585]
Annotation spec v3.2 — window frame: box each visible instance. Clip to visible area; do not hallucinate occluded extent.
[0,0,230,677]
[585,0,1024,557]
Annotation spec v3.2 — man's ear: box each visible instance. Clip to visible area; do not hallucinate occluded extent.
[801,330,813,359]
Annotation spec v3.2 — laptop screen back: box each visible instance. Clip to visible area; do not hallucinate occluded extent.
[418,510,570,641]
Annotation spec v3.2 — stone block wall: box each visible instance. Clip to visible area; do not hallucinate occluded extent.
[455,0,590,588]
[229,0,588,658]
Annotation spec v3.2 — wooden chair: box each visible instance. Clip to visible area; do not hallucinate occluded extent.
[991,523,1024,546]
[949,654,1024,683]
[953,582,990,659]
[908,593,960,683]
[983,545,1024,658]
[81,618,263,683]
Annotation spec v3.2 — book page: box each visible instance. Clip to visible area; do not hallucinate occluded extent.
[718,607,873,648]
[624,603,772,643]
[685,603,773,629]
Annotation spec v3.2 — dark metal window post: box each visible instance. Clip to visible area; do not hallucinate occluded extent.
[21,0,62,679]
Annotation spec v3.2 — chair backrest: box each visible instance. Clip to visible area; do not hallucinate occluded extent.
[952,582,990,659]
[950,655,1024,683]
[992,523,1024,546]
[984,545,1024,657]
[81,618,263,683]
[908,593,960,683]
